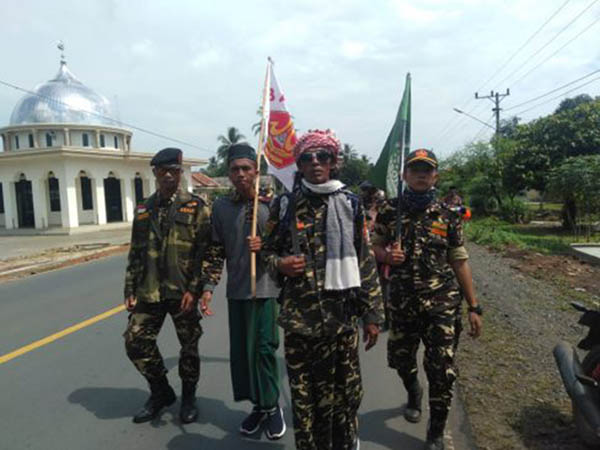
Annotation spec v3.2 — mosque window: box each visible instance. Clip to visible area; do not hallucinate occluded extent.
[46,133,53,147]
[81,177,93,210]
[28,134,34,148]
[114,136,119,149]
[15,135,20,149]
[0,183,4,213]
[100,134,106,147]
[134,176,144,204]
[48,177,61,212]
[82,133,90,147]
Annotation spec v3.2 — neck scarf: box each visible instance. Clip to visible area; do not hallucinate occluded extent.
[402,187,436,212]
[301,179,360,291]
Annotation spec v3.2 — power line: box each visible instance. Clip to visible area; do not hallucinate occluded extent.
[0,78,214,155]
[505,68,600,111]
[512,75,600,116]
[432,0,572,143]
[511,14,600,87]
[493,0,600,89]
[475,0,571,93]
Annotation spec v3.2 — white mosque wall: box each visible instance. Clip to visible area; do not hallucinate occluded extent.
[0,153,168,230]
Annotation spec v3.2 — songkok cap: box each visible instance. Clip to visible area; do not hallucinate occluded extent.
[151,147,183,168]
[293,129,341,160]
[227,143,257,164]
[405,148,438,168]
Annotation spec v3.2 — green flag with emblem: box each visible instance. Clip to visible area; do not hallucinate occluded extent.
[369,73,411,198]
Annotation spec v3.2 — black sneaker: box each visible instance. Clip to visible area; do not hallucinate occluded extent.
[240,406,267,435]
[265,406,286,440]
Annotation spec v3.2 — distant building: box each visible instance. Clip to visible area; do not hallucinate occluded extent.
[0,56,205,232]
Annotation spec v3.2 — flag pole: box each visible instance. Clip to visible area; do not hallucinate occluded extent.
[251,57,272,298]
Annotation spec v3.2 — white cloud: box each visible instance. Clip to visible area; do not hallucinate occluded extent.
[190,42,228,69]
[130,39,155,59]
[340,40,367,59]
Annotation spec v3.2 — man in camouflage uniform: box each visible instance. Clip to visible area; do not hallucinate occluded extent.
[123,147,211,424]
[372,149,483,450]
[262,129,385,450]
[199,143,286,440]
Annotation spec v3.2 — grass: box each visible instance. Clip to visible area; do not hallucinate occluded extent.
[464,217,600,254]
[524,201,563,212]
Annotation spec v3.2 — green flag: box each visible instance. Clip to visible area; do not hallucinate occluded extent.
[369,73,411,198]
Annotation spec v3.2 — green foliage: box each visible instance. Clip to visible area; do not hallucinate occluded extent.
[338,144,373,188]
[465,218,572,254]
[202,127,247,177]
[498,198,528,224]
[547,155,600,231]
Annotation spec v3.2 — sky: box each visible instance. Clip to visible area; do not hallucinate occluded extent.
[1,0,599,164]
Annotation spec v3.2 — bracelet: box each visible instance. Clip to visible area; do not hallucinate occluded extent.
[467,304,483,316]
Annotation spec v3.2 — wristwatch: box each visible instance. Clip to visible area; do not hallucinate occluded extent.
[467,304,483,316]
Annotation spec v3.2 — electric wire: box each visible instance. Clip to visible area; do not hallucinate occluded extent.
[493,0,600,89]
[511,14,600,87]
[505,68,600,111]
[512,75,600,116]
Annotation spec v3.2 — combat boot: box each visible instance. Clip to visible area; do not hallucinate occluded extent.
[133,376,176,423]
[403,379,423,423]
[180,381,198,424]
[424,421,445,450]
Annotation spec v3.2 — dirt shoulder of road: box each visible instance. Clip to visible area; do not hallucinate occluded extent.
[0,244,129,283]
[457,242,600,450]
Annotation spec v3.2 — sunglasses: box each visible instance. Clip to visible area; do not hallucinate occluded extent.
[156,167,182,176]
[298,150,333,165]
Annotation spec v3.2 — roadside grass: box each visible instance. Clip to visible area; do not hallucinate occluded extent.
[524,202,563,212]
[465,217,600,255]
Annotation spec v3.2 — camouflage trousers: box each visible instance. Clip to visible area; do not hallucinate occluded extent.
[123,299,203,384]
[387,289,462,433]
[284,329,362,450]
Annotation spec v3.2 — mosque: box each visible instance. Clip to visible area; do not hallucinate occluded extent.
[0,53,204,233]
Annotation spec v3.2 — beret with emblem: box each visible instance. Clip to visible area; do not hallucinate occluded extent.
[151,147,183,168]
[405,148,438,168]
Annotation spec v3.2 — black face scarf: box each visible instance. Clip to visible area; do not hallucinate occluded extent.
[401,187,437,212]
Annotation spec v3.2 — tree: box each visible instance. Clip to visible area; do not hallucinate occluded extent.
[337,144,372,188]
[217,127,246,160]
[548,155,600,232]
[555,94,594,114]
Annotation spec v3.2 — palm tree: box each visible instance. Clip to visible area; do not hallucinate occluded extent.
[217,127,246,160]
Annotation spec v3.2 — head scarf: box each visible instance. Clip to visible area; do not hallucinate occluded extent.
[293,129,341,161]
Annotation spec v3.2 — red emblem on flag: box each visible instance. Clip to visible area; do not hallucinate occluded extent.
[265,111,297,169]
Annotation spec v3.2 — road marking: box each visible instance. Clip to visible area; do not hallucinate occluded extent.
[0,304,125,365]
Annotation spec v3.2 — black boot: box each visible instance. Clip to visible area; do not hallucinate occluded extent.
[180,382,198,424]
[401,374,423,423]
[133,376,176,424]
[424,421,445,450]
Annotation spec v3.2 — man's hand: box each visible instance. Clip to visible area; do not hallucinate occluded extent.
[363,323,380,351]
[199,291,214,317]
[386,242,405,266]
[277,255,306,278]
[248,236,262,253]
[124,295,137,312]
[180,291,196,313]
[468,312,482,338]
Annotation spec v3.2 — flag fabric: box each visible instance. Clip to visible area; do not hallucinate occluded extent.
[369,73,411,198]
[263,65,298,191]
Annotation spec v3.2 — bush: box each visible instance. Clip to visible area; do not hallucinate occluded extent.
[499,198,528,224]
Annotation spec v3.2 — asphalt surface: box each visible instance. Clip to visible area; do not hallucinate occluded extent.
[0,255,473,449]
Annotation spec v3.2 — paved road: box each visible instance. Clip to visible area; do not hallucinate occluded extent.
[0,228,131,260]
[0,255,472,449]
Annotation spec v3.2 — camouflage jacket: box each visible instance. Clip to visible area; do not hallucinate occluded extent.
[262,187,384,337]
[124,190,211,302]
[372,198,465,297]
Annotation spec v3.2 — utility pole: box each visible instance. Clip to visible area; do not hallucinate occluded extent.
[475,89,510,137]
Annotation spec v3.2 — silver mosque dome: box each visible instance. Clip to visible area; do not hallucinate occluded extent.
[9,62,116,127]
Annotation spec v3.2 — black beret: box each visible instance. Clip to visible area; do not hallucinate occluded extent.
[227,143,256,165]
[151,147,183,168]
[405,148,438,168]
